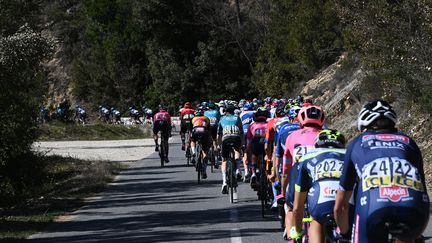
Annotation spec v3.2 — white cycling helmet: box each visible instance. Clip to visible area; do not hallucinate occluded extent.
[357,99,397,131]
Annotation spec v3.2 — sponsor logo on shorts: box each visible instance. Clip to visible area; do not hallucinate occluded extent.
[379,185,409,202]
[323,186,337,198]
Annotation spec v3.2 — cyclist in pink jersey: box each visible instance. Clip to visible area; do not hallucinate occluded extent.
[281,105,325,241]
[246,107,270,189]
[153,105,172,161]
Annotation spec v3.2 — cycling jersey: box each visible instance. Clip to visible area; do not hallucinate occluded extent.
[180,108,194,120]
[204,109,221,126]
[339,131,429,243]
[153,111,171,135]
[240,111,255,140]
[191,116,211,151]
[275,123,300,158]
[247,121,268,156]
[265,117,279,145]
[218,114,243,158]
[296,148,353,224]
[217,114,243,137]
[283,126,321,173]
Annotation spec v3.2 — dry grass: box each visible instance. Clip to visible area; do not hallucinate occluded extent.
[0,155,124,241]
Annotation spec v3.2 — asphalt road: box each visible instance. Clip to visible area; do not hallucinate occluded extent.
[30,133,432,242]
[29,135,283,243]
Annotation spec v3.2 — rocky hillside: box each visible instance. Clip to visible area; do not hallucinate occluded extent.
[300,54,432,189]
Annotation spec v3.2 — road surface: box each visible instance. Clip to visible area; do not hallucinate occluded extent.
[30,134,432,242]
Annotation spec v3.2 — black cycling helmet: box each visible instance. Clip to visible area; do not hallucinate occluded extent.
[225,103,236,113]
[275,105,286,117]
[158,104,167,112]
[207,102,216,110]
[315,129,346,148]
[194,108,204,116]
[253,107,269,122]
[357,99,396,131]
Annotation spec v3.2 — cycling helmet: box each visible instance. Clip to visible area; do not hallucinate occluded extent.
[357,99,396,131]
[207,102,216,110]
[275,105,286,117]
[194,108,204,116]
[225,103,236,113]
[288,106,301,120]
[159,104,167,111]
[184,102,192,109]
[254,107,269,122]
[298,105,325,128]
[297,95,304,103]
[255,99,264,107]
[315,129,346,148]
[218,100,225,107]
[243,103,254,111]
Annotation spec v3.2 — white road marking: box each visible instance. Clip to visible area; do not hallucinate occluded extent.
[230,207,242,243]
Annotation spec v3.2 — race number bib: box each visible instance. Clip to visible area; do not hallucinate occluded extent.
[313,158,344,181]
[362,157,423,191]
[293,145,312,163]
[223,125,240,135]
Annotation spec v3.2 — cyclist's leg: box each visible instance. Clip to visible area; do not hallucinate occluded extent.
[153,123,160,151]
[285,162,301,240]
[200,134,211,178]
[220,137,229,193]
[308,220,324,243]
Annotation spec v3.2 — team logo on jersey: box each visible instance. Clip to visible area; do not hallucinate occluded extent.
[323,186,337,198]
[362,134,409,143]
[379,185,409,202]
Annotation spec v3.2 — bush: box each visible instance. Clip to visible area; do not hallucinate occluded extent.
[0,25,54,199]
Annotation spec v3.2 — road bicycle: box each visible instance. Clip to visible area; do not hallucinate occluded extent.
[185,129,192,166]
[208,143,217,173]
[158,129,169,167]
[226,142,238,203]
[195,139,204,183]
[257,154,273,217]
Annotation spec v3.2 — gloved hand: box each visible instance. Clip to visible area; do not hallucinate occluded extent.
[290,227,303,241]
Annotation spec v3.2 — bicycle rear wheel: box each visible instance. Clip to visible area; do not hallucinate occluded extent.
[229,158,235,203]
[160,136,165,167]
[259,154,268,217]
[197,144,202,184]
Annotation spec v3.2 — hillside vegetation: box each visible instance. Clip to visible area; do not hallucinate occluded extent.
[1,0,432,201]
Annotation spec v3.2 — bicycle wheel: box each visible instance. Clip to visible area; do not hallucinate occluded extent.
[197,144,202,184]
[160,136,165,167]
[229,158,235,203]
[185,131,191,166]
[209,146,214,173]
[257,154,266,217]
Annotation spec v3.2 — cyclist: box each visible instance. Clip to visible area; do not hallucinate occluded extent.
[247,107,270,189]
[334,100,429,243]
[204,102,222,166]
[217,103,244,194]
[265,105,286,171]
[282,105,325,240]
[240,103,255,182]
[191,108,211,179]
[153,105,172,162]
[290,129,352,243]
[180,102,195,151]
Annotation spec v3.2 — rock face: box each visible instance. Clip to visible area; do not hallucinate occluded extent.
[300,54,432,190]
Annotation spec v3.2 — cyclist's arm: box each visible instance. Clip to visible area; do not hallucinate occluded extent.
[281,136,293,196]
[335,141,357,234]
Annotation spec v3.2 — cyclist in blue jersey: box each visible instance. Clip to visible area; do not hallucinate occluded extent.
[240,103,255,182]
[290,129,352,242]
[334,100,429,243]
[218,103,244,194]
[204,102,222,164]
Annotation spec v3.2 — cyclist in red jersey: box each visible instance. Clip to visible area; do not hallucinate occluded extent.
[180,102,195,151]
[153,105,172,161]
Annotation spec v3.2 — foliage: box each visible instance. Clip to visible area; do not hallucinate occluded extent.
[254,0,343,96]
[336,0,432,106]
[0,3,54,197]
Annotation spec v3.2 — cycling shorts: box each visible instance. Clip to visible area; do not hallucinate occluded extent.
[221,135,241,159]
[180,119,193,134]
[191,127,211,151]
[250,137,265,156]
[306,180,355,225]
[353,189,429,243]
[286,162,301,208]
[153,120,170,136]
